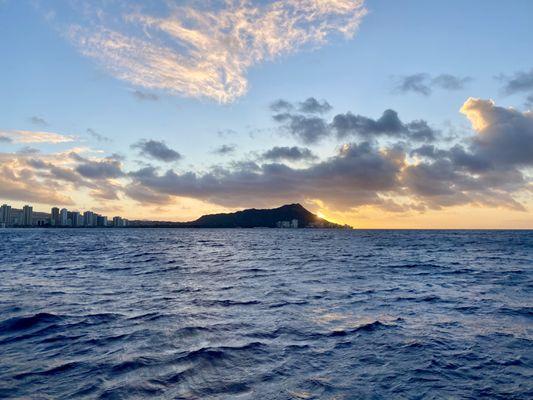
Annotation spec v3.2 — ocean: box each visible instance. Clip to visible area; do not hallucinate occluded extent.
[0,229,531,399]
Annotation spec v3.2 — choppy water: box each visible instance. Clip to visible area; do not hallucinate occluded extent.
[0,229,532,399]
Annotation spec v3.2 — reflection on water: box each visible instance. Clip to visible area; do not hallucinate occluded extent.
[0,229,531,399]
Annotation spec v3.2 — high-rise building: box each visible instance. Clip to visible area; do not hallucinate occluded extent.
[0,204,12,226]
[70,211,82,227]
[60,208,68,226]
[112,216,124,227]
[51,207,60,226]
[22,205,33,226]
[96,215,108,227]
[83,211,95,226]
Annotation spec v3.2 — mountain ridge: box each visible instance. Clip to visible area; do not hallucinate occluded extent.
[130,203,351,229]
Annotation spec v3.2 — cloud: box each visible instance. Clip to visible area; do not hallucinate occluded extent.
[87,128,111,143]
[89,183,122,201]
[2,98,529,216]
[0,135,12,143]
[401,98,533,211]
[66,0,367,102]
[71,153,124,179]
[28,116,49,127]
[213,144,236,156]
[274,113,331,144]
[123,98,530,212]
[27,157,86,184]
[16,150,125,204]
[132,90,159,101]
[393,73,471,95]
[17,146,41,155]
[0,159,74,205]
[132,139,182,162]
[124,183,173,205]
[459,97,533,167]
[261,146,317,161]
[0,130,74,144]
[394,73,431,96]
[298,97,332,114]
[332,109,438,142]
[499,68,533,95]
[432,74,472,90]
[271,99,438,143]
[129,142,400,209]
[270,99,294,113]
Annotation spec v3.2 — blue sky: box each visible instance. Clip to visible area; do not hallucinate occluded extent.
[1,0,532,227]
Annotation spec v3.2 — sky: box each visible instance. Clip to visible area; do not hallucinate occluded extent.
[1,0,532,228]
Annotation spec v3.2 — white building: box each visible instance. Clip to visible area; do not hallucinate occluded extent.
[60,208,68,226]
[83,211,95,226]
[0,204,12,226]
[22,205,33,226]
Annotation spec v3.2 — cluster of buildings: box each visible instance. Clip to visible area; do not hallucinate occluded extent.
[0,204,128,228]
[276,219,299,228]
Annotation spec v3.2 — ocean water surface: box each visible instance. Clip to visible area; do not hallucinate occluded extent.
[0,229,531,399]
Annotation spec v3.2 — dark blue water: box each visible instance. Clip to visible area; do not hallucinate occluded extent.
[0,229,531,399]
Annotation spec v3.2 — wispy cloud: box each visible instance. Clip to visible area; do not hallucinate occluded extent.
[213,144,236,156]
[132,90,159,101]
[132,139,182,162]
[392,73,472,96]
[28,116,49,127]
[0,130,74,144]
[87,128,111,143]
[67,0,367,102]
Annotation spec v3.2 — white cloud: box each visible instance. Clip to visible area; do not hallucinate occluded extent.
[0,130,74,144]
[67,0,367,102]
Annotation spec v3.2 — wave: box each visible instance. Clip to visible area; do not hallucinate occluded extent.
[0,312,63,334]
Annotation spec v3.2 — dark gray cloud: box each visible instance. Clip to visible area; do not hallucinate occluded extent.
[432,74,472,90]
[17,146,40,155]
[274,112,330,144]
[402,159,526,211]
[129,142,402,209]
[71,153,124,179]
[22,155,121,202]
[124,183,173,205]
[272,99,438,143]
[87,128,112,143]
[132,90,159,101]
[6,96,529,214]
[332,109,438,142]
[270,99,294,113]
[132,139,182,162]
[89,184,121,201]
[125,98,531,212]
[499,68,533,95]
[0,135,12,143]
[298,97,332,114]
[261,146,317,162]
[461,98,533,167]
[394,73,471,95]
[28,116,49,127]
[401,99,533,211]
[394,73,431,96]
[213,144,236,155]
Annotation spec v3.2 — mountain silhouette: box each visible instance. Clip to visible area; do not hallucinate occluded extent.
[186,203,345,228]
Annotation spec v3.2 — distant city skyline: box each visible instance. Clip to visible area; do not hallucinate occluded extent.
[1,0,532,228]
[0,203,127,228]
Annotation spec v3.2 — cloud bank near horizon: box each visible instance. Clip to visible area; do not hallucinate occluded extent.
[1,98,531,217]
